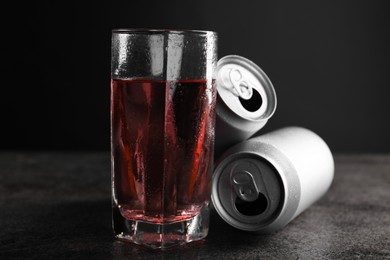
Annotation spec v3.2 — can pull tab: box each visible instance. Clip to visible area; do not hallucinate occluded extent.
[220,68,253,100]
[232,171,260,202]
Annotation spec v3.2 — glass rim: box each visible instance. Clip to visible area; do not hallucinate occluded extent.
[112,28,217,36]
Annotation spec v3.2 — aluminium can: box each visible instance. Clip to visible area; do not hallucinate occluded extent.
[211,126,334,233]
[214,55,277,159]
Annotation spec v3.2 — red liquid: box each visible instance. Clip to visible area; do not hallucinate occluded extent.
[111,79,216,224]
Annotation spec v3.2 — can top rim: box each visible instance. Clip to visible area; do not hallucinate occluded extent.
[217,55,277,121]
[112,28,217,36]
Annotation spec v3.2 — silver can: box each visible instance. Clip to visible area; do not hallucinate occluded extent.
[214,55,277,158]
[211,126,334,233]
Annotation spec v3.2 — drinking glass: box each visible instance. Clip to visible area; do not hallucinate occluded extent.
[110,29,218,249]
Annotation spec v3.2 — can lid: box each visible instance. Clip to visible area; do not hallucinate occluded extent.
[211,152,284,232]
[216,55,277,121]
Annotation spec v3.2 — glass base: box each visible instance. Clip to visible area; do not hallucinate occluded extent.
[112,205,210,249]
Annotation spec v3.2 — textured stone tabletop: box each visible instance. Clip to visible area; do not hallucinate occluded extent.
[0,152,389,259]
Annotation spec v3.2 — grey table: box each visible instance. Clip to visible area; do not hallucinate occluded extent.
[0,152,389,259]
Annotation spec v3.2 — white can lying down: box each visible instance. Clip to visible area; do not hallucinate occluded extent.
[211,126,334,233]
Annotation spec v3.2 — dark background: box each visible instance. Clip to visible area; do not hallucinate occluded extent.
[3,0,390,153]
